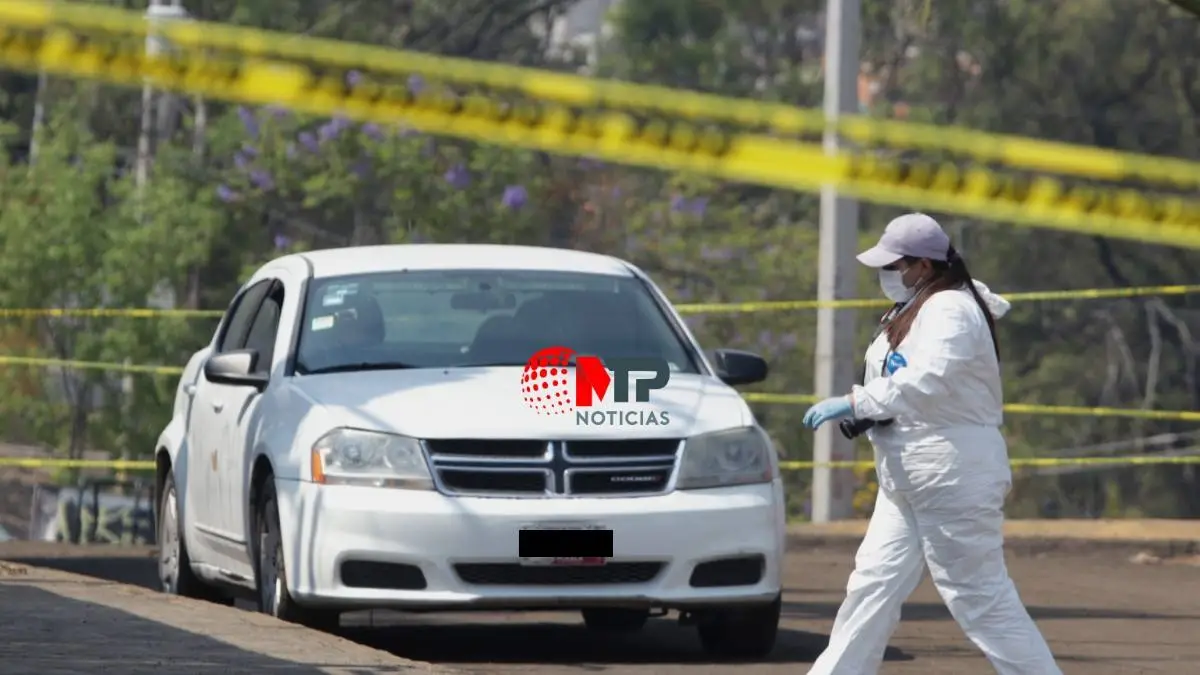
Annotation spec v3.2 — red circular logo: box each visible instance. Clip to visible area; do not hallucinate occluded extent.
[521,346,575,415]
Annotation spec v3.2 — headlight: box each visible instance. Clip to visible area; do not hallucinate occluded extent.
[310,428,434,490]
[676,427,775,490]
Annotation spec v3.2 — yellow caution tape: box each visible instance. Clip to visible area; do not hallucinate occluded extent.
[0,354,1192,421]
[677,284,1200,314]
[0,457,155,470]
[6,0,1199,190]
[4,285,1199,319]
[0,16,1196,247]
[0,307,222,318]
[0,355,184,375]
[2,455,1195,472]
[742,392,1200,421]
[778,455,1200,470]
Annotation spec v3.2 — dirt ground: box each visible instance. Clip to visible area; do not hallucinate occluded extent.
[3,533,1199,674]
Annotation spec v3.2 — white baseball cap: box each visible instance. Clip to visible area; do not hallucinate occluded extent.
[857,213,952,268]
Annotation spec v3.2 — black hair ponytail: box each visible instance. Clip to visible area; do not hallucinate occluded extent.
[885,245,1000,360]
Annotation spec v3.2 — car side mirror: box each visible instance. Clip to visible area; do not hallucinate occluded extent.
[709,348,769,386]
[203,349,269,390]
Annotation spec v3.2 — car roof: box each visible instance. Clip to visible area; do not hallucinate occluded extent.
[277,244,638,280]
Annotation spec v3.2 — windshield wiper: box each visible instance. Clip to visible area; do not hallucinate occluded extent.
[300,361,419,375]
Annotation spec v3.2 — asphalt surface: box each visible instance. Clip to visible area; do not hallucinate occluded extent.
[3,532,1199,674]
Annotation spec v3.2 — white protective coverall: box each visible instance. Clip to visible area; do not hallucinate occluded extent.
[807,281,1062,675]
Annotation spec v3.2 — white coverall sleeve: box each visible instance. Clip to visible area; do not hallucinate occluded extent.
[851,294,978,421]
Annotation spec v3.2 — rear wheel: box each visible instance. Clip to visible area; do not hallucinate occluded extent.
[696,594,781,660]
[157,471,232,605]
[581,608,650,633]
[255,479,340,631]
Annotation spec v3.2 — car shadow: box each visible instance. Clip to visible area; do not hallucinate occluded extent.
[338,610,913,666]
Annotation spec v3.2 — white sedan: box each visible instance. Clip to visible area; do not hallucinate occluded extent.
[154,244,786,659]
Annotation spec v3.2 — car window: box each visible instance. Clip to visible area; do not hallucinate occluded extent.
[243,285,283,375]
[216,280,272,353]
[294,269,698,374]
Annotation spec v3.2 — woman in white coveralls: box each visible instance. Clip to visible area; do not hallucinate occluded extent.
[800,213,1061,675]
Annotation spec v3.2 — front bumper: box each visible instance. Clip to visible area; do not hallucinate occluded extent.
[275,478,785,611]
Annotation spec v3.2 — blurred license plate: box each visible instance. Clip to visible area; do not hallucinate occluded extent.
[519,524,613,566]
[520,556,608,567]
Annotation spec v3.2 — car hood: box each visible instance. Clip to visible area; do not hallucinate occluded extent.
[287,367,750,439]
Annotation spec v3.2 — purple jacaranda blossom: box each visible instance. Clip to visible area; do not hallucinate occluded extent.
[408,74,425,94]
[700,245,735,262]
[273,233,292,250]
[317,121,341,143]
[346,70,363,87]
[264,105,291,119]
[298,132,319,153]
[249,169,275,191]
[216,184,239,203]
[237,106,259,139]
[233,152,250,171]
[397,126,421,138]
[670,195,708,216]
[240,144,258,158]
[361,123,385,141]
[444,164,470,189]
[350,158,371,178]
[501,185,528,210]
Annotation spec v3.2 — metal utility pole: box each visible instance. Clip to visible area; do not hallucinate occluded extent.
[811,0,862,523]
[136,0,187,195]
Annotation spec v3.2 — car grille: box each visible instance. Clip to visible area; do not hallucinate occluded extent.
[423,439,681,498]
[454,562,665,585]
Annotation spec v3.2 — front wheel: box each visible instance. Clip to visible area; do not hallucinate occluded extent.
[696,594,781,660]
[255,478,340,631]
[157,471,231,605]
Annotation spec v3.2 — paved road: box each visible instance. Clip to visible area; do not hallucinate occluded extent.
[4,538,1199,674]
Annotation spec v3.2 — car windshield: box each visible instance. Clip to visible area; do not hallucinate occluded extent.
[294,269,699,375]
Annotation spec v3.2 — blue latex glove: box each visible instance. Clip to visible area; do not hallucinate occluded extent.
[803,396,853,429]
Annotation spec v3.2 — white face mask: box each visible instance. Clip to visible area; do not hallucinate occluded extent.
[879,269,914,303]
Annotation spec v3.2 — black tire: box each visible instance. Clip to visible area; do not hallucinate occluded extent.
[696,594,782,660]
[581,608,650,633]
[255,478,340,631]
[157,471,232,605]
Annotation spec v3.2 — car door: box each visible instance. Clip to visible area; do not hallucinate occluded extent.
[219,279,286,564]
[186,279,272,560]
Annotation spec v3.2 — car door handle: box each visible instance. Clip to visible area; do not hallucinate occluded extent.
[183,384,196,397]
[211,401,225,413]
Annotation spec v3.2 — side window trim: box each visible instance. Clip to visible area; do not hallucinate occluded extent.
[215,279,273,354]
[244,281,285,374]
